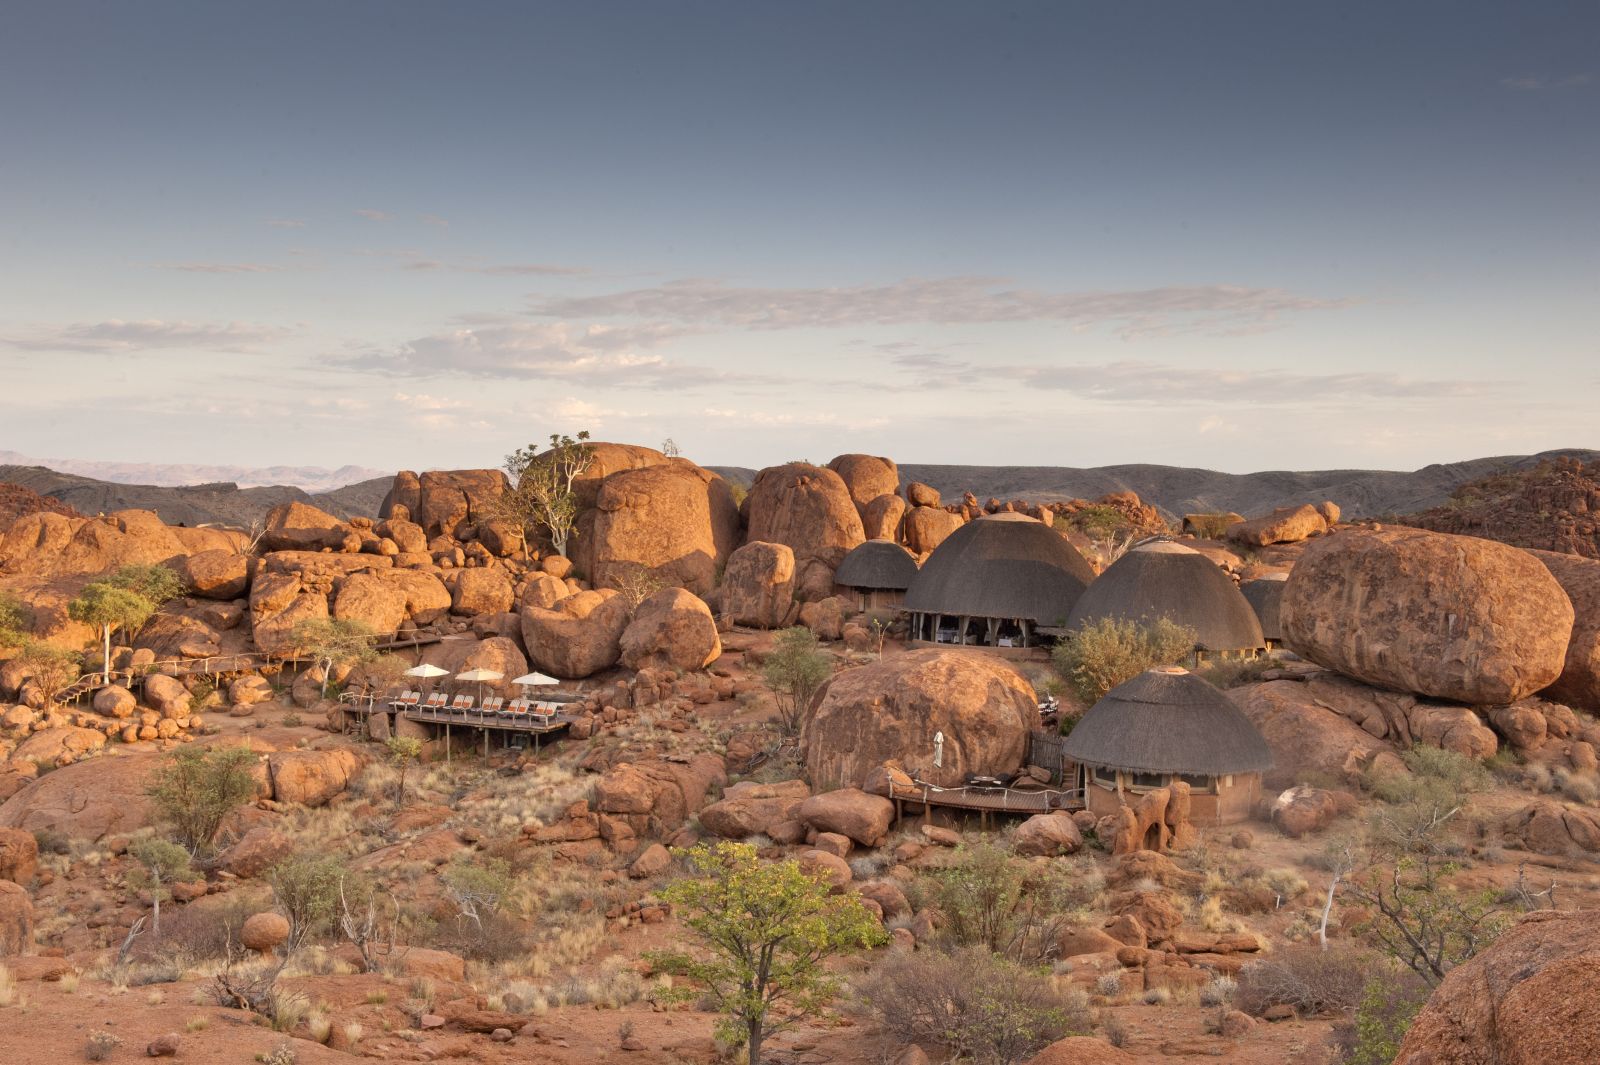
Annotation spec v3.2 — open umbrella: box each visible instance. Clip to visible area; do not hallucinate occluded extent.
[510,671,560,687]
[456,667,504,704]
[403,663,450,699]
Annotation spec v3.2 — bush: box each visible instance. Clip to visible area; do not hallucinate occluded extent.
[928,842,1077,964]
[761,628,832,737]
[146,745,260,854]
[1051,617,1196,705]
[135,896,256,965]
[1235,944,1372,1017]
[268,853,344,952]
[862,947,1089,1065]
[1333,968,1431,1065]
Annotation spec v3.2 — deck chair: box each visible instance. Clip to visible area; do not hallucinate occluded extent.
[530,700,556,726]
[506,696,530,716]
[419,692,447,712]
[450,694,475,717]
[482,696,505,717]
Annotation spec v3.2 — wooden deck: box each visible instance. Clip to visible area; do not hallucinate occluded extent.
[399,706,579,735]
[888,779,1084,829]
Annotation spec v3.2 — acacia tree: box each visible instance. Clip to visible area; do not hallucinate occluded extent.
[760,627,832,738]
[288,617,379,697]
[497,431,594,558]
[385,736,423,802]
[129,836,192,936]
[0,592,29,650]
[146,744,260,855]
[69,583,157,683]
[16,641,83,705]
[648,842,885,1065]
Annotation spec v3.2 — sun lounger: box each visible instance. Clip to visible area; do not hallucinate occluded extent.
[419,692,447,712]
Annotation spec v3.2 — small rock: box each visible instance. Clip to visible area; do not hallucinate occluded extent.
[620,1036,646,1051]
[420,1014,446,1029]
[1263,1003,1296,1022]
[491,1028,514,1043]
[146,1032,181,1057]
[1220,1010,1255,1037]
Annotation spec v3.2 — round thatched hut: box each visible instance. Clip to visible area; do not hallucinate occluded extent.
[833,538,919,611]
[903,512,1095,651]
[1062,666,1273,826]
[1240,573,1288,647]
[1065,540,1265,658]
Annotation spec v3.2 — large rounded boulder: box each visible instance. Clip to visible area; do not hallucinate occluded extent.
[801,648,1037,790]
[719,541,797,629]
[520,589,632,679]
[826,454,899,517]
[1530,549,1600,710]
[744,462,865,573]
[1395,910,1600,1065]
[588,463,741,596]
[903,506,964,555]
[620,588,720,672]
[1280,527,1573,704]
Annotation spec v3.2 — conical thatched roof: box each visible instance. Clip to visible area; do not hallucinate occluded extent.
[903,512,1095,624]
[834,538,919,590]
[1062,667,1274,776]
[1240,573,1288,642]
[1066,541,1265,652]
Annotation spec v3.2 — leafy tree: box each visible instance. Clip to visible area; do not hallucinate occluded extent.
[606,562,663,610]
[129,836,192,936]
[661,437,681,457]
[1340,969,1430,1065]
[1050,616,1196,705]
[647,842,885,1065]
[146,745,260,854]
[0,591,30,649]
[761,627,832,737]
[15,641,83,705]
[287,617,378,697]
[497,431,594,558]
[269,852,344,954]
[69,582,157,683]
[107,563,185,606]
[385,736,423,802]
[930,842,1080,963]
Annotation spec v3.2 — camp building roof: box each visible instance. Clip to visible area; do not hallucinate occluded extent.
[1065,540,1265,652]
[902,512,1095,625]
[1240,573,1288,642]
[1061,667,1275,776]
[834,538,919,590]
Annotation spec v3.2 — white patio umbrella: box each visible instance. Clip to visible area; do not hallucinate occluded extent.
[404,663,450,696]
[456,667,505,703]
[510,672,560,687]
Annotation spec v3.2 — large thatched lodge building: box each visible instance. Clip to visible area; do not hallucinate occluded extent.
[1061,667,1273,826]
[902,512,1095,652]
[1065,540,1265,658]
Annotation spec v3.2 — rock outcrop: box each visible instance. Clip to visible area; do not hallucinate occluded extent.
[719,541,797,629]
[1530,549,1600,710]
[520,589,631,678]
[1280,527,1573,704]
[1395,910,1600,1065]
[743,462,865,591]
[1502,800,1600,855]
[903,506,964,555]
[261,501,355,553]
[803,648,1036,790]
[619,588,720,672]
[587,462,741,596]
[826,454,899,518]
[1227,504,1328,547]
[1229,681,1394,790]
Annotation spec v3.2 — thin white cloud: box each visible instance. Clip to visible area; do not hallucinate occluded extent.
[160,262,281,274]
[335,321,775,389]
[532,277,1352,336]
[1501,73,1591,90]
[5,319,293,354]
[888,356,1509,404]
[265,218,306,229]
[354,208,392,222]
[420,214,450,227]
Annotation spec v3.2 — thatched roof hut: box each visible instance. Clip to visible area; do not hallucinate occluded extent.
[1065,540,1265,653]
[1062,667,1274,777]
[903,512,1095,630]
[834,539,918,591]
[1240,573,1288,644]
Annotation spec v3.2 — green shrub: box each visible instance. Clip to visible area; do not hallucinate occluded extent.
[927,842,1085,963]
[1334,968,1430,1065]
[146,745,259,854]
[268,853,344,952]
[1051,617,1196,704]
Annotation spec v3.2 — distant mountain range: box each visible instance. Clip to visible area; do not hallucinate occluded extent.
[4,447,1596,532]
[711,448,1600,523]
[0,451,388,493]
[0,465,392,529]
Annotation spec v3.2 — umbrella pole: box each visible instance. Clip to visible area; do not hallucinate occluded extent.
[446,722,451,763]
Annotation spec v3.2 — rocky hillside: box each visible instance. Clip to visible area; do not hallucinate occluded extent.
[716,448,1600,522]
[1395,456,1600,559]
[0,465,391,529]
[0,482,78,533]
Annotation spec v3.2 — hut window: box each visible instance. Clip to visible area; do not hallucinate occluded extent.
[1129,771,1166,790]
[1091,765,1118,787]
[1176,773,1215,794]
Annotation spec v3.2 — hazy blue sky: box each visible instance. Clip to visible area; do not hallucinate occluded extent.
[2,1,1595,476]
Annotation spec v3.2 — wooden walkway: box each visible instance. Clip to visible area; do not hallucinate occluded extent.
[888,779,1085,830]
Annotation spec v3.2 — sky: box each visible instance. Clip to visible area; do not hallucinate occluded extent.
[1,1,1596,478]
